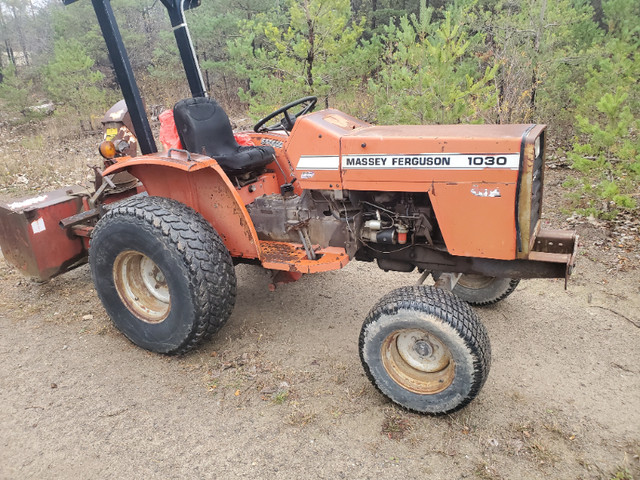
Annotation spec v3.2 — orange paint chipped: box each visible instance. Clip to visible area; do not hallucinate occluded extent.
[260,241,349,273]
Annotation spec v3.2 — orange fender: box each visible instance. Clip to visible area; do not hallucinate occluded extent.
[103,152,261,259]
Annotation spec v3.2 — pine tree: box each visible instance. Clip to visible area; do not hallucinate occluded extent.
[368,8,498,125]
[229,0,371,118]
[43,39,108,117]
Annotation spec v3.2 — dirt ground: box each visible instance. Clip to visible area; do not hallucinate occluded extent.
[0,130,639,479]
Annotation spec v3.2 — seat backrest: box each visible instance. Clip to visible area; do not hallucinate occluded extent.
[173,97,239,157]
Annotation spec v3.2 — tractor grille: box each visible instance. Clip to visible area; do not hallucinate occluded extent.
[530,132,545,236]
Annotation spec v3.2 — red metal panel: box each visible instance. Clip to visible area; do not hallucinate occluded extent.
[0,186,88,281]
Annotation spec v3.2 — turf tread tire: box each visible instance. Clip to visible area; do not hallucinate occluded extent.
[89,196,236,355]
[359,285,490,414]
[432,272,520,307]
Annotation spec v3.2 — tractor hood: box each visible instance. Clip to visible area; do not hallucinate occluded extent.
[286,109,543,191]
[284,109,546,261]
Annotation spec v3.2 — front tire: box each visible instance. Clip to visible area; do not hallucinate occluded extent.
[359,286,490,414]
[89,196,236,354]
[433,272,520,307]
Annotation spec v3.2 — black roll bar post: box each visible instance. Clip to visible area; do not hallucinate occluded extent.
[160,0,207,98]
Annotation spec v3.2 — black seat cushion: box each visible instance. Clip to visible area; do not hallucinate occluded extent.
[173,97,275,175]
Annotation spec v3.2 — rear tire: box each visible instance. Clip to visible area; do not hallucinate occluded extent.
[89,196,236,354]
[432,272,520,306]
[359,286,490,414]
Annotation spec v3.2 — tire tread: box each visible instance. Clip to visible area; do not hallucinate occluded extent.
[90,196,236,355]
[359,285,491,414]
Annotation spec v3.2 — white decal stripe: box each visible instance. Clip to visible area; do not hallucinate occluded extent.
[342,154,520,170]
[8,195,48,211]
[297,155,340,170]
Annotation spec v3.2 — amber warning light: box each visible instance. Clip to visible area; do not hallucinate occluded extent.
[99,140,116,159]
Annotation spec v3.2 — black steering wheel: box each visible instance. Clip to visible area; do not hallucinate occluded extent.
[253,96,318,133]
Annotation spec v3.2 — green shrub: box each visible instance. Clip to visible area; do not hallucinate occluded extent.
[566,1,640,220]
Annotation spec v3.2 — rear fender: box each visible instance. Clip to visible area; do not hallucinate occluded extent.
[103,153,261,259]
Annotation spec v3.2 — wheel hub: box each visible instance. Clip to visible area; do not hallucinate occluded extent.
[139,256,169,303]
[113,250,170,323]
[381,327,455,395]
[413,340,432,357]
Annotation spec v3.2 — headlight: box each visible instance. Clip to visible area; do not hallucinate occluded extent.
[534,136,541,158]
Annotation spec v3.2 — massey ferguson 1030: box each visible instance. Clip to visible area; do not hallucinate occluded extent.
[0,0,577,413]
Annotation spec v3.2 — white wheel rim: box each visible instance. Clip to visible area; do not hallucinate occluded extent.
[113,250,170,323]
[395,329,450,372]
[139,255,170,303]
[381,327,455,395]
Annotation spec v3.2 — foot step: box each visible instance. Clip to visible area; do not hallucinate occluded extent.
[259,241,349,273]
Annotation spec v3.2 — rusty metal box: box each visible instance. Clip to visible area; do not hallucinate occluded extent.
[0,186,88,281]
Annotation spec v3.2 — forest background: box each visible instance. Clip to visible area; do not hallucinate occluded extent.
[0,0,637,220]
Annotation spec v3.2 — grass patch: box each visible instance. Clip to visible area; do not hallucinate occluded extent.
[610,467,633,480]
[272,390,289,405]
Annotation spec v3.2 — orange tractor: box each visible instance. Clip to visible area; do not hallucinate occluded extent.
[0,0,577,414]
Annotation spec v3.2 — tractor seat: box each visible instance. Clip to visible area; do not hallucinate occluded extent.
[173,97,275,175]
